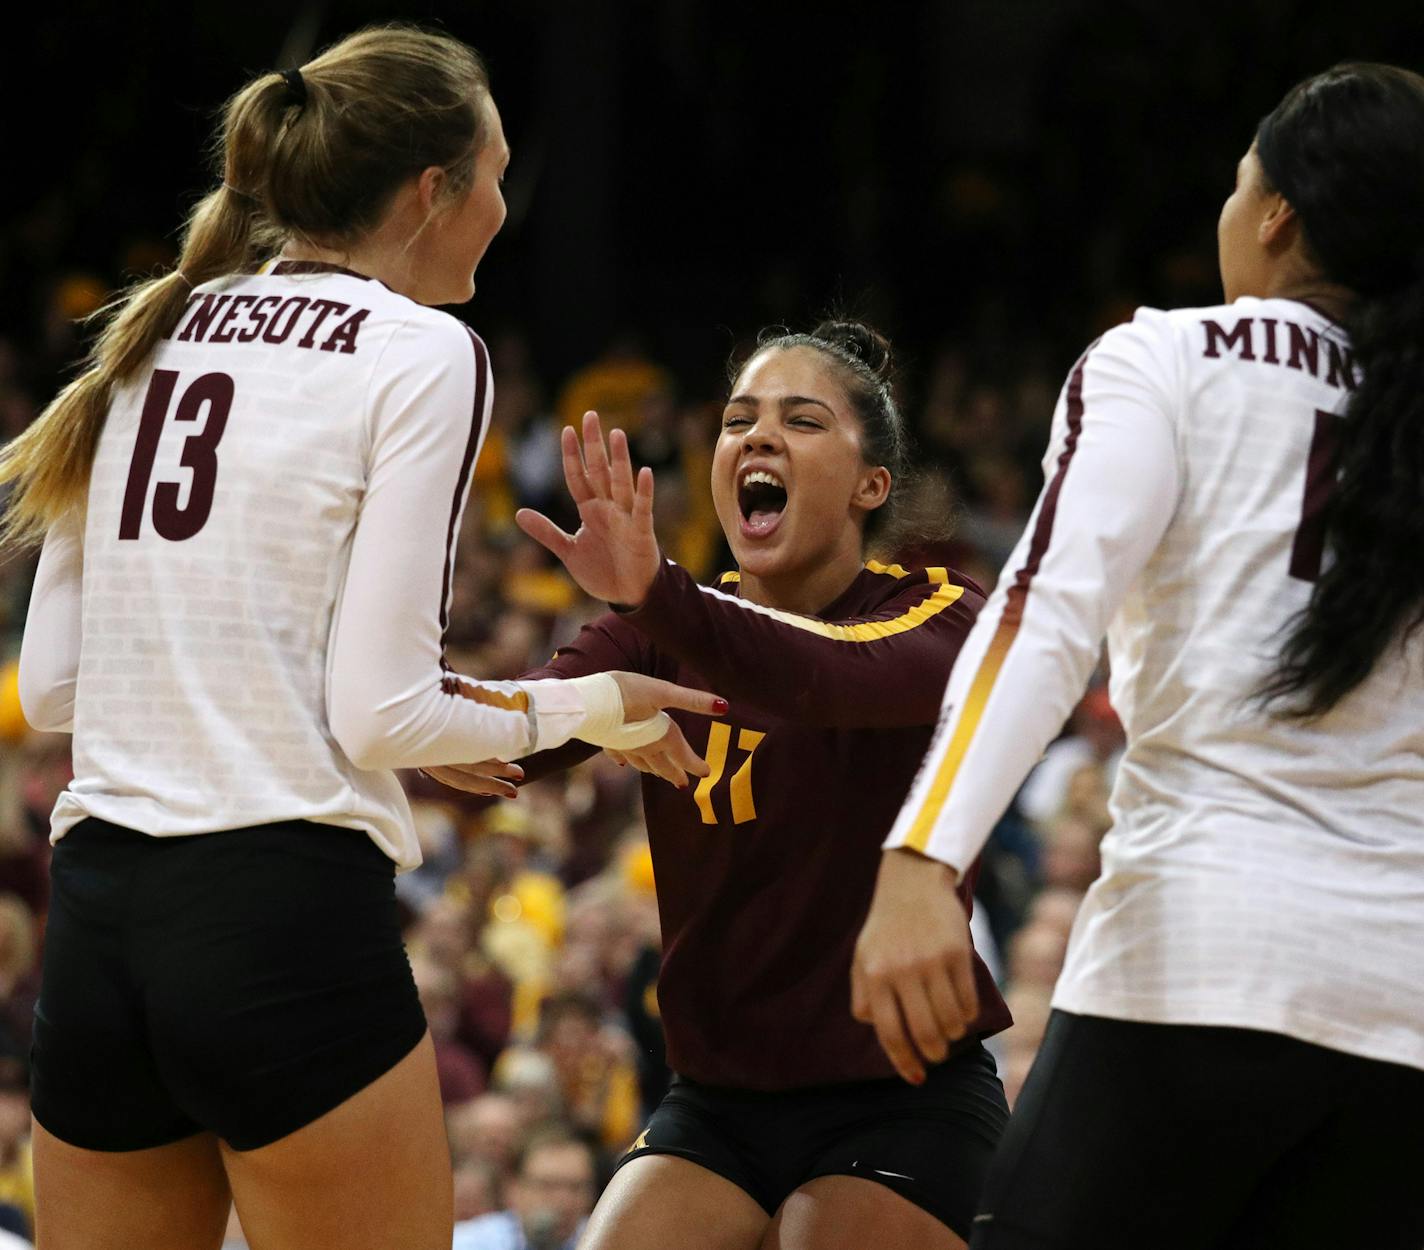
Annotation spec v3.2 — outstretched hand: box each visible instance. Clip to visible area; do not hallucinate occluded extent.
[515,411,662,607]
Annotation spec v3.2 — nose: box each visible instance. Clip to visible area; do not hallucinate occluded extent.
[742,420,783,454]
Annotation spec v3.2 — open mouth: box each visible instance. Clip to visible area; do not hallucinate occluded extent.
[737,469,788,538]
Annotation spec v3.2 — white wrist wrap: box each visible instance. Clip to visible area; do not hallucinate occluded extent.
[566,673,673,750]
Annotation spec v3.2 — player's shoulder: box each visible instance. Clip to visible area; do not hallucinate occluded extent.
[859,560,986,605]
[379,293,488,361]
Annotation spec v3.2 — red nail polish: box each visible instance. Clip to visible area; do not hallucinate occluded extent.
[712,698,729,715]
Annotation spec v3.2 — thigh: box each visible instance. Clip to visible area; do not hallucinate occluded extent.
[31,826,199,1150]
[33,1121,230,1250]
[1219,1050,1424,1250]
[219,1032,452,1250]
[141,822,427,1150]
[763,1176,966,1250]
[580,1154,769,1250]
[800,1043,1008,1243]
[971,1012,1320,1250]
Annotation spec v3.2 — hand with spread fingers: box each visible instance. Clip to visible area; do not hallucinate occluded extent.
[420,759,526,799]
[851,847,981,1085]
[515,410,662,607]
[603,724,711,790]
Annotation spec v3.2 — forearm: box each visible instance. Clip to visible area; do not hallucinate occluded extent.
[18,515,84,734]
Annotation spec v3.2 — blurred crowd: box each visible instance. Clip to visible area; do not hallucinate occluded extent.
[0,270,1121,1248]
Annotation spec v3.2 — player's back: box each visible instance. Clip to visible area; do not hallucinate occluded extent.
[62,262,481,858]
[1109,298,1422,857]
[1061,297,1424,1068]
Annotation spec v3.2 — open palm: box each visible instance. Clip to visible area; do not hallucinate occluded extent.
[515,410,662,606]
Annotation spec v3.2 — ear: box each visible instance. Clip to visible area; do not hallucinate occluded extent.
[852,466,892,515]
[416,165,448,215]
[1258,195,1298,252]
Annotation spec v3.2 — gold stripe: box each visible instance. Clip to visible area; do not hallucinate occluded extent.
[693,722,731,824]
[730,728,765,824]
[724,561,946,585]
[731,581,964,643]
[902,618,1019,852]
[441,676,530,713]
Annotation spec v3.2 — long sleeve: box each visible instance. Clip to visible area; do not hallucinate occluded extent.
[885,313,1183,871]
[616,559,981,728]
[18,511,84,733]
[326,317,589,771]
[514,612,653,781]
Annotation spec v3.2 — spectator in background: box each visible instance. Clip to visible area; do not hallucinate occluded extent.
[1017,684,1124,829]
[452,1127,597,1250]
[407,895,513,1075]
[453,1157,504,1225]
[410,955,488,1106]
[447,1093,529,1188]
[556,334,672,438]
[498,991,639,1153]
[0,898,38,1055]
[0,1055,33,1242]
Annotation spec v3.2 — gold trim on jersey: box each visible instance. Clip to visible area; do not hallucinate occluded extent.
[440,676,530,713]
[902,617,1018,852]
[710,564,961,642]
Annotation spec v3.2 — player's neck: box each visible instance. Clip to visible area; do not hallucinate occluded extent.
[278,236,418,300]
[737,542,864,616]
[1263,272,1355,326]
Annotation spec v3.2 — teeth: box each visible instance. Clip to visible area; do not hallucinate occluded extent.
[742,470,784,489]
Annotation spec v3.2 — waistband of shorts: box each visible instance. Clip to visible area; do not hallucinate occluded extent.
[61,816,386,865]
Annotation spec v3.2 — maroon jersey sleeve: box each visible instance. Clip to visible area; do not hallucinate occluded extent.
[616,560,983,728]
[513,610,652,782]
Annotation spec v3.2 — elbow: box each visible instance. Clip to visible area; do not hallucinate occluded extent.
[328,700,401,772]
[16,671,73,735]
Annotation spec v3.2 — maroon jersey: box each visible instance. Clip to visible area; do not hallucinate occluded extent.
[521,559,1012,1089]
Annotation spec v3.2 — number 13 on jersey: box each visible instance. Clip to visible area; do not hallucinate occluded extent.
[693,723,765,825]
[120,369,234,541]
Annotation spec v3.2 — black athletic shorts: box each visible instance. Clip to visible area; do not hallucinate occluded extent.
[31,817,428,1152]
[616,1041,1009,1239]
[971,1010,1424,1250]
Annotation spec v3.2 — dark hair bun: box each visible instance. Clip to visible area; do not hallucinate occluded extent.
[810,319,894,383]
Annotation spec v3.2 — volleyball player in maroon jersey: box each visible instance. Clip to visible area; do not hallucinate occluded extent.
[496,322,1011,1249]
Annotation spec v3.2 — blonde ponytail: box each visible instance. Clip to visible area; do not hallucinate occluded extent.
[0,185,264,548]
[1,24,489,549]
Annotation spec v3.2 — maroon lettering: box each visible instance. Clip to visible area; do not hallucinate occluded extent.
[209,294,258,344]
[152,373,234,541]
[119,370,179,539]
[163,294,205,341]
[1260,318,1280,365]
[1286,323,1319,375]
[262,296,311,344]
[237,294,282,342]
[1325,339,1356,390]
[1289,409,1346,582]
[1202,318,1255,360]
[297,299,350,349]
[176,294,231,343]
[321,308,369,354]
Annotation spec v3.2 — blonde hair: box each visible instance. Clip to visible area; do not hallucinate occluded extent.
[0,24,490,548]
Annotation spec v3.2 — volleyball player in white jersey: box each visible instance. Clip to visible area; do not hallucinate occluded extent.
[0,27,721,1250]
[852,63,1424,1249]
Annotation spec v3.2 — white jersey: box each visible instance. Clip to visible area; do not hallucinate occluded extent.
[18,261,595,869]
[888,297,1424,1071]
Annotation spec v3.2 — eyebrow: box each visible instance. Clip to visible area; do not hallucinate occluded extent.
[725,394,837,417]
